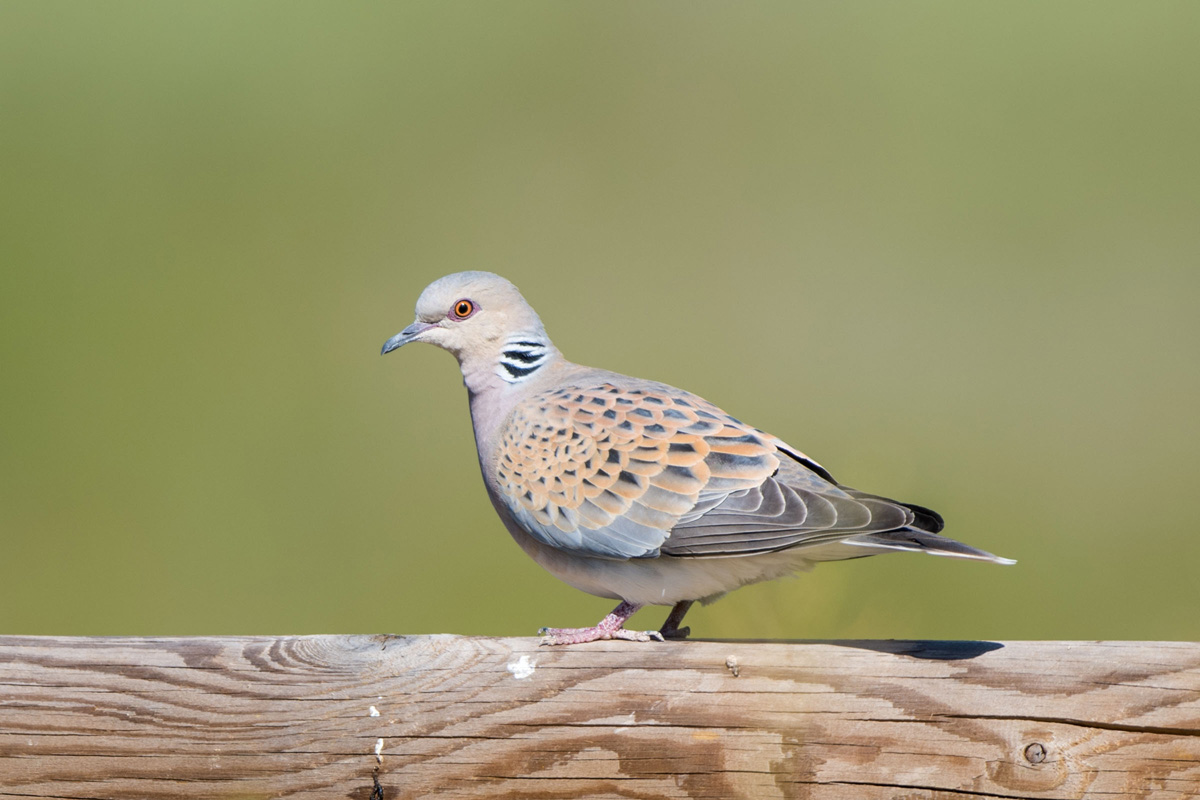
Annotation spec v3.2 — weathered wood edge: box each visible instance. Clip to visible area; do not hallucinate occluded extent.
[2,636,1199,800]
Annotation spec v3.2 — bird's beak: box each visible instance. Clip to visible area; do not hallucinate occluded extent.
[381,321,434,355]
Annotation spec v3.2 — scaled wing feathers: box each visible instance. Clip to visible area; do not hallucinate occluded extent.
[494,379,973,562]
[495,382,778,559]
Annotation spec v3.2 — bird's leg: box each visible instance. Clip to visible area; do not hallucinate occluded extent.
[659,600,694,640]
[539,601,665,645]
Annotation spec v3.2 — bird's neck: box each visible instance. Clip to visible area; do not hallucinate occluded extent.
[459,335,566,453]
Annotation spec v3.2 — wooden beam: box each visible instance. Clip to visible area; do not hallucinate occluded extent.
[1,636,1198,798]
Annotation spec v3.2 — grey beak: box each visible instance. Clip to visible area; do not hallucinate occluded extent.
[381,321,434,355]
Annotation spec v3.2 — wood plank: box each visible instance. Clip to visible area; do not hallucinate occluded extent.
[1,636,1198,798]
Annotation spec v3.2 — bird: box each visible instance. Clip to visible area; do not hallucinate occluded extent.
[382,271,1014,645]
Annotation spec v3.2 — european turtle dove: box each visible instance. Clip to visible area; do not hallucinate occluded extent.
[382,272,1013,645]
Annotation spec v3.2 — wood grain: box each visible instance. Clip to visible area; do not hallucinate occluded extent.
[1,636,1198,799]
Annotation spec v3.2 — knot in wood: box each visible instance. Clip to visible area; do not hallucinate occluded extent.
[1024,742,1047,764]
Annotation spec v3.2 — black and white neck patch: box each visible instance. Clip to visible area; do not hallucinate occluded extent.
[496,337,551,383]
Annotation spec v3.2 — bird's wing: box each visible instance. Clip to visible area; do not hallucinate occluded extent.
[665,438,1010,563]
[494,379,1004,563]
[662,451,917,557]
[494,380,782,559]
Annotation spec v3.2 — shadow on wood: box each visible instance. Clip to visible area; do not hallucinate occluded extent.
[1,635,1198,798]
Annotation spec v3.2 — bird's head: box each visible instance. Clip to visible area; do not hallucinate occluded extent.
[382,272,557,378]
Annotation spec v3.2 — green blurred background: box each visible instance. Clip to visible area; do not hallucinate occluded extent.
[2,2,1197,641]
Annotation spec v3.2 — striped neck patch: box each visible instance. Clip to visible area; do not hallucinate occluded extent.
[496,337,551,383]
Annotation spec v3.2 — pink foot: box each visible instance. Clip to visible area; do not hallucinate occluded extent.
[539,601,665,646]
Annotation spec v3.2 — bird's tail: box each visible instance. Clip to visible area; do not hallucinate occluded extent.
[846,526,1016,564]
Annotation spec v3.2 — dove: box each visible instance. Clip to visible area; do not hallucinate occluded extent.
[382,271,1013,645]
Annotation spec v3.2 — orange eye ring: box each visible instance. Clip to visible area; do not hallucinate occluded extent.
[452,299,475,319]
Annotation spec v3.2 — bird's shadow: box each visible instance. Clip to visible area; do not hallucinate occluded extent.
[688,638,1004,661]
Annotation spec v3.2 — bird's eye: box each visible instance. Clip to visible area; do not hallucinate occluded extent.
[452,299,475,319]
